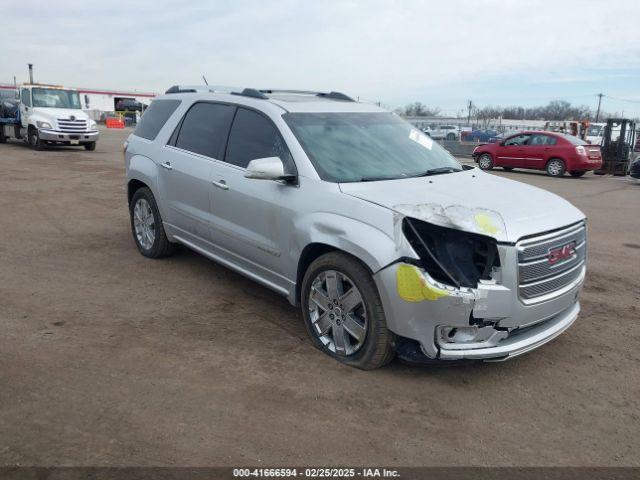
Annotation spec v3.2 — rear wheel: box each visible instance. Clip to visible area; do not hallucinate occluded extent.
[478,153,494,170]
[446,133,456,141]
[546,158,566,177]
[0,127,6,144]
[84,142,96,151]
[502,166,514,171]
[130,187,175,258]
[570,170,586,178]
[301,252,395,370]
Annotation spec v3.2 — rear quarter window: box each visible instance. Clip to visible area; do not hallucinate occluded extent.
[133,99,181,140]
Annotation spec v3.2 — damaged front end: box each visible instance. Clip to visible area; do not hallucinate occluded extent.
[374,215,581,363]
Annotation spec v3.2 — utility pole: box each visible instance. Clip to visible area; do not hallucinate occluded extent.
[28,63,34,84]
[467,100,473,125]
[595,93,603,122]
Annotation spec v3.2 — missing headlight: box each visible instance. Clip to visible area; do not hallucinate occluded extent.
[403,217,500,288]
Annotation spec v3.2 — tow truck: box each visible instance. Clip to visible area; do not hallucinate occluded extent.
[0,83,99,150]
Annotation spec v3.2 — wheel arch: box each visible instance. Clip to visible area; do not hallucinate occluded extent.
[295,243,377,306]
[126,154,161,206]
[292,213,406,305]
[127,178,148,204]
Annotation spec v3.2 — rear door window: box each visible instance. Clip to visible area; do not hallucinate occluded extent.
[504,134,531,146]
[174,102,235,159]
[224,108,294,170]
[133,99,181,140]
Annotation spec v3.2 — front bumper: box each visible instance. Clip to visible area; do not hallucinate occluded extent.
[374,245,584,362]
[438,301,579,360]
[38,129,100,143]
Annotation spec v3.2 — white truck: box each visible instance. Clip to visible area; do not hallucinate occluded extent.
[0,84,99,150]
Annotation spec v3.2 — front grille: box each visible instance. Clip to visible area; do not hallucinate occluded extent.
[57,117,88,132]
[518,222,586,301]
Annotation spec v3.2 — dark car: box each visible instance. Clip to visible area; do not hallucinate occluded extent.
[629,156,640,179]
[462,129,498,142]
[473,131,602,177]
[115,99,144,112]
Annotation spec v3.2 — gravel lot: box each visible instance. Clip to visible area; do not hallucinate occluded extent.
[1,127,639,467]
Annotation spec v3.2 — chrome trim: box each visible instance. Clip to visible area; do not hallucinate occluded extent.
[517,221,587,303]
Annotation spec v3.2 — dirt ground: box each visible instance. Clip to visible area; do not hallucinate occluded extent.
[1,127,638,467]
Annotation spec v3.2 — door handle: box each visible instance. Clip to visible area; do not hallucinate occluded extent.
[212,179,229,190]
[160,162,172,170]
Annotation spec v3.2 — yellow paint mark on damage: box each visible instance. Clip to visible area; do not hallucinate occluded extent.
[397,264,448,302]
[474,213,500,236]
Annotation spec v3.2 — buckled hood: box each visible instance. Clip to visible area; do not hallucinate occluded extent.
[339,169,585,243]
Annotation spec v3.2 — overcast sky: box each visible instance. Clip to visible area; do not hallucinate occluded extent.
[2,0,639,116]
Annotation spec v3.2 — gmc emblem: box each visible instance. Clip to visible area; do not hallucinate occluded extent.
[548,242,576,265]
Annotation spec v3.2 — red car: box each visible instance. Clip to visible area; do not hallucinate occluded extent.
[472,131,602,177]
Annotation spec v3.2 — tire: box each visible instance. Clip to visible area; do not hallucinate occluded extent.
[28,127,44,150]
[446,133,456,141]
[546,158,566,177]
[0,127,6,144]
[570,170,586,178]
[301,251,395,370]
[129,187,175,258]
[502,166,514,171]
[84,142,96,151]
[477,153,494,170]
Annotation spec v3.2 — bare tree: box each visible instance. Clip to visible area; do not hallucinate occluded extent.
[400,102,441,117]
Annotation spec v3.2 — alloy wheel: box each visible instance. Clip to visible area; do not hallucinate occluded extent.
[478,154,492,169]
[548,160,563,176]
[308,270,368,356]
[133,198,156,250]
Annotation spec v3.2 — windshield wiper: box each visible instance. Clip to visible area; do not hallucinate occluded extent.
[359,175,403,182]
[411,167,463,177]
[359,167,462,182]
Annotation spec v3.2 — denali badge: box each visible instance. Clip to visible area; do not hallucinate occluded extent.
[548,242,576,265]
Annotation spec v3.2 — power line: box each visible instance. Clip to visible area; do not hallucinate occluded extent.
[603,94,640,104]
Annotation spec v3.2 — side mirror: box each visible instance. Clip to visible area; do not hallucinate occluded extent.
[244,156,293,182]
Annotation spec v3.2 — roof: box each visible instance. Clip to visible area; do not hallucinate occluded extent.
[160,86,384,114]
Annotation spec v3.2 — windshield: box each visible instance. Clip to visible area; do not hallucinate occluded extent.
[31,88,81,109]
[283,112,461,182]
[587,125,603,136]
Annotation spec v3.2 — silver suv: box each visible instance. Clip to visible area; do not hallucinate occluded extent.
[125,86,586,369]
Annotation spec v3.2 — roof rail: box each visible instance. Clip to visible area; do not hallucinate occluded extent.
[165,85,201,94]
[260,89,355,102]
[317,91,354,102]
[163,85,355,102]
[231,88,268,100]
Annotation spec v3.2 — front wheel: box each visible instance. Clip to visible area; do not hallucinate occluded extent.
[129,187,175,258]
[570,170,586,178]
[477,153,494,170]
[84,142,96,151]
[546,158,566,177]
[28,128,44,150]
[301,252,395,370]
